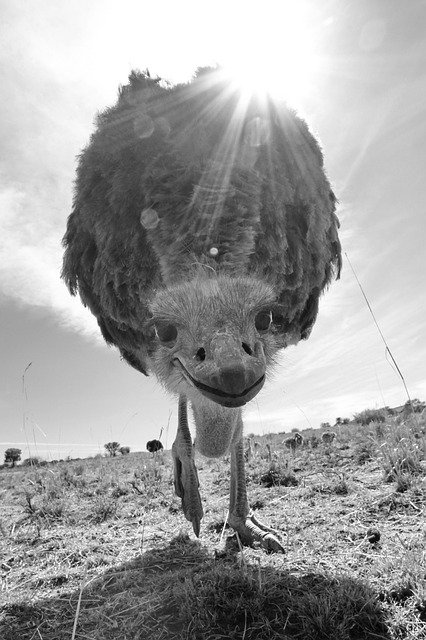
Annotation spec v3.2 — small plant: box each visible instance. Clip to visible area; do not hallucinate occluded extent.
[111,483,129,498]
[73,463,85,476]
[354,440,376,465]
[382,451,422,483]
[130,463,167,507]
[259,461,298,488]
[22,489,38,515]
[20,486,65,522]
[38,499,65,520]
[379,421,423,484]
[92,495,117,522]
[374,422,386,439]
[395,473,412,493]
[332,474,349,495]
[59,466,80,488]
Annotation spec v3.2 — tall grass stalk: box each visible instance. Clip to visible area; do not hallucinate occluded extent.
[345,253,418,425]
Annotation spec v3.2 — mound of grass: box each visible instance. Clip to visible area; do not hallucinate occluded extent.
[378,420,424,484]
[0,536,389,640]
[258,462,299,488]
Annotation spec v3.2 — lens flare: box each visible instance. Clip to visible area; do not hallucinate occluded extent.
[217,2,318,108]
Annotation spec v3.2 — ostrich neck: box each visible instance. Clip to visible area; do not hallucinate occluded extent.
[191,398,242,458]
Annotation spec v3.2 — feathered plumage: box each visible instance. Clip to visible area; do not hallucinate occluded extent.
[62,67,341,550]
[63,68,340,374]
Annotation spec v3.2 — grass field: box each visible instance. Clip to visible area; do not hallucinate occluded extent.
[1,411,425,639]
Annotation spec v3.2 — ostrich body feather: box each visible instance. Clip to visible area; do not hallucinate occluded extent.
[62,68,341,376]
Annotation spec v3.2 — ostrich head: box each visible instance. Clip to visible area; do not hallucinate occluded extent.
[145,272,316,409]
[147,276,270,408]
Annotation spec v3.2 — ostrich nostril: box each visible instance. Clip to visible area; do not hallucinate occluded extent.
[196,347,206,362]
[242,342,252,356]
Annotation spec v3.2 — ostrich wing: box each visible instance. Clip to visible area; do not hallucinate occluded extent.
[62,74,170,373]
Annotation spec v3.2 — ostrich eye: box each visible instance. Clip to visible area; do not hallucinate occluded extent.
[255,310,273,332]
[155,323,178,344]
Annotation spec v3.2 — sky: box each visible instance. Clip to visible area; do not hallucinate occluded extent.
[1,0,425,462]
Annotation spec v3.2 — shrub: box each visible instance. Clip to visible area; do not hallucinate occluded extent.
[111,484,129,498]
[92,496,117,522]
[354,440,376,465]
[259,461,299,488]
[4,448,21,467]
[73,463,85,476]
[374,422,386,439]
[104,442,120,457]
[401,398,426,419]
[119,446,131,455]
[38,499,65,520]
[353,409,386,425]
[21,457,41,467]
[379,421,423,483]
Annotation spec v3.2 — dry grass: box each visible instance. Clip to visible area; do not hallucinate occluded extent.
[0,414,425,639]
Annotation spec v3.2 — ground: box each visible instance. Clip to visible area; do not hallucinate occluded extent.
[0,415,425,639]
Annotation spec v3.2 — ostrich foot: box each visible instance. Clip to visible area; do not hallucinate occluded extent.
[173,454,203,537]
[229,511,285,553]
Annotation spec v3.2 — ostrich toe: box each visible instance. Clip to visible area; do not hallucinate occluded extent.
[229,511,284,553]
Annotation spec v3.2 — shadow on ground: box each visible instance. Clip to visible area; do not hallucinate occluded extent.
[0,534,391,640]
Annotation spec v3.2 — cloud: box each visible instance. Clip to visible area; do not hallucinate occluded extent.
[0,185,101,342]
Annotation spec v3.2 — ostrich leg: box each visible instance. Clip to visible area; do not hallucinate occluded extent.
[228,413,284,553]
[172,395,203,536]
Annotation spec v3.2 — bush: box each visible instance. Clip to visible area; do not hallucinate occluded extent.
[21,457,41,467]
[259,462,299,488]
[402,398,426,418]
[353,409,386,426]
[354,441,376,465]
[119,446,130,455]
[92,496,117,522]
[104,442,120,457]
[4,448,21,467]
[378,420,424,483]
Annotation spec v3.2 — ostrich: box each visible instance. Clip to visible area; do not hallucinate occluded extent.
[292,432,304,447]
[321,431,336,445]
[283,437,297,453]
[146,439,164,454]
[62,68,341,552]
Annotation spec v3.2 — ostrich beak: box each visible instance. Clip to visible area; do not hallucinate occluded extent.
[174,332,266,408]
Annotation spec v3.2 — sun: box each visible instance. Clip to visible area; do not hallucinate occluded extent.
[216,2,319,108]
